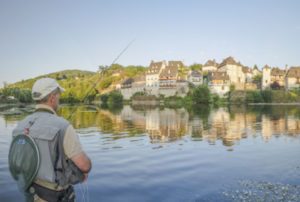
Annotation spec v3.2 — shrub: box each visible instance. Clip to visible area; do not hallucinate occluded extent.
[100,94,109,103]
[261,89,272,102]
[108,90,123,104]
[246,90,263,103]
[192,85,210,104]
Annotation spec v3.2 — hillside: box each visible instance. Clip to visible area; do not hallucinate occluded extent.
[2,65,147,103]
[8,69,96,90]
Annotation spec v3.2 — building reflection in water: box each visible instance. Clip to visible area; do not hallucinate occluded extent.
[2,104,300,147]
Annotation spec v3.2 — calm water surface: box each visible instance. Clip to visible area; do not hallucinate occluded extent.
[1,104,300,202]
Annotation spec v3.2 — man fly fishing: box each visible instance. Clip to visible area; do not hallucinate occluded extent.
[9,78,91,202]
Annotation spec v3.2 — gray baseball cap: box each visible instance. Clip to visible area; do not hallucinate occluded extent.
[32,78,65,101]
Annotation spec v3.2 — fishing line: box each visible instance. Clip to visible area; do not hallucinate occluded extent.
[66,38,136,120]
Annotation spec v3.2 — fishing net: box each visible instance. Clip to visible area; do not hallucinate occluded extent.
[8,134,40,193]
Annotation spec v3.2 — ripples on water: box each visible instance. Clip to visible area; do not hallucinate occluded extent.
[1,104,300,201]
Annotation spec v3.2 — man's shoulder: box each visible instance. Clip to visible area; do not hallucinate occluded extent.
[48,114,70,128]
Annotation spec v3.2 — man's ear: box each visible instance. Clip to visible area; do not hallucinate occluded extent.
[49,93,55,104]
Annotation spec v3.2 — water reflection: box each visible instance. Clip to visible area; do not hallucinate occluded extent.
[2,104,300,147]
[61,104,300,147]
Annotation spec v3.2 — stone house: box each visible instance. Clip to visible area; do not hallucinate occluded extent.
[120,75,146,99]
[159,61,189,97]
[271,67,287,88]
[121,78,134,89]
[202,59,218,72]
[242,66,253,83]
[132,74,146,92]
[159,66,178,88]
[286,66,300,90]
[262,65,287,89]
[207,71,230,97]
[187,69,203,86]
[168,61,184,68]
[218,57,245,90]
[146,60,166,95]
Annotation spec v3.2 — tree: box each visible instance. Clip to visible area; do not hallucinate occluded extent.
[192,85,210,104]
[261,89,272,102]
[253,64,259,70]
[108,90,123,104]
[124,65,147,77]
[100,94,109,104]
[253,75,262,88]
[189,63,202,71]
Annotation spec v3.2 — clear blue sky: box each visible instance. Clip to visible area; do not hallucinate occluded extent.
[0,0,300,87]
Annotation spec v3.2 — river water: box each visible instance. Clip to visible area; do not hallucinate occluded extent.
[1,104,300,202]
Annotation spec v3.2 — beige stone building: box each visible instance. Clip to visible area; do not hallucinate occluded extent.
[286,66,300,90]
[146,60,166,95]
[262,65,287,89]
[218,57,245,89]
[187,69,203,86]
[159,65,178,88]
[207,71,230,97]
[271,67,286,88]
[202,59,218,72]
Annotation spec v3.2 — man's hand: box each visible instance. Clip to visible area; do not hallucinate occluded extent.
[81,173,88,184]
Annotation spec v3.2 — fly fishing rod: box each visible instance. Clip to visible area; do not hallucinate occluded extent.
[67,39,135,120]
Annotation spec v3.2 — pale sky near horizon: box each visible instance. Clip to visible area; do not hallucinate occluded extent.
[0,0,300,88]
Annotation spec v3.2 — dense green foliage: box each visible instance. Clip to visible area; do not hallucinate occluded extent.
[191,85,211,104]
[246,90,264,103]
[2,66,146,103]
[0,87,33,103]
[230,88,300,103]
[189,63,202,71]
[100,90,123,104]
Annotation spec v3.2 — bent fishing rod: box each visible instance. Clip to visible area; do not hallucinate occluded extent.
[67,39,135,120]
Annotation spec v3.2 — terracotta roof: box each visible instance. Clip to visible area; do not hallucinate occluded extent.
[208,71,230,81]
[189,69,202,77]
[218,56,241,68]
[133,74,146,82]
[160,66,178,78]
[203,59,218,67]
[168,61,183,68]
[147,61,165,75]
[271,67,286,76]
[287,66,300,78]
[242,66,252,73]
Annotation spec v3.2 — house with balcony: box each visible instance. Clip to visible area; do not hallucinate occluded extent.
[187,69,203,86]
[146,60,166,95]
[159,66,178,89]
[207,71,230,97]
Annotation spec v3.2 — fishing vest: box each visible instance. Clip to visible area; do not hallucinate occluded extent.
[12,110,84,188]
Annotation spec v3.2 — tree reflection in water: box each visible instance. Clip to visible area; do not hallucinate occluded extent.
[2,104,300,147]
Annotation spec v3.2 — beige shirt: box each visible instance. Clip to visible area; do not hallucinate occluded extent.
[36,104,83,159]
